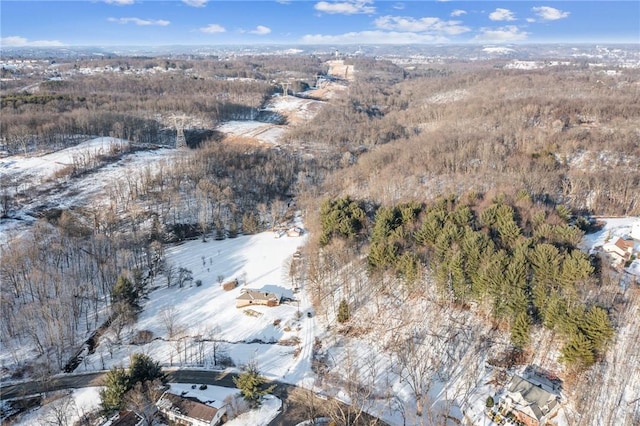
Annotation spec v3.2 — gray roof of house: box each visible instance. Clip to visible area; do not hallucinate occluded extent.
[508,375,557,420]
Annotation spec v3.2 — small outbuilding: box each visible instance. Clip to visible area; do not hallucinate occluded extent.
[222,279,239,291]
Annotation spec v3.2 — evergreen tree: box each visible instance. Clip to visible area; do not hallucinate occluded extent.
[319,197,366,246]
[112,275,139,309]
[511,312,531,349]
[233,361,275,408]
[580,306,614,354]
[129,353,164,386]
[396,252,421,287]
[100,367,129,413]
[337,299,350,323]
[560,332,595,368]
[494,204,522,249]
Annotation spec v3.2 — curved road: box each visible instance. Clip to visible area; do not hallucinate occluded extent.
[0,369,346,426]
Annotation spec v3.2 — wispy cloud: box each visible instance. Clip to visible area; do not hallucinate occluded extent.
[104,0,135,5]
[108,17,170,26]
[374,15,470,35]
[489,8,516,21]
[450,9,466,17]
[182,0,208,7]
[314,1,375,15]
[199,24,226,34]
[475,25,529,42]
[302,30,447,44]
[250,25,272,35]
[531,6,570,21]
[276,0,291,4]
[1,35,64,47]
[392,2,405,10]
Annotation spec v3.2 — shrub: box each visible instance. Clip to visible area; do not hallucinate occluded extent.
[486,396,495,408]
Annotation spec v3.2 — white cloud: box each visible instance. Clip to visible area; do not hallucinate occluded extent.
[108,17,170,26]
[182,0,208,7]
[489,8,516,21]
[199,24,226,34]
[276,0,291,3]
[475,25,529,42]
[302,30,448,44]
[393,2,405,10]
[531,6,570,21]
[374,15,470,35]
[1,36,64,47]
[450,9,467,17]
[314,1,375,15]
[250,25,272,35]
[104,0,135,5]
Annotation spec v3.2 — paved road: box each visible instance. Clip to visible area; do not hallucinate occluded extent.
[0,369,347,426]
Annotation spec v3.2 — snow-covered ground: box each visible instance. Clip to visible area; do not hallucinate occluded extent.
[0,137,127,187]
[8,386,104,426]
[8,382,282,425]
[83,229,312,384]
[215,93,327,145]
[0,136,175,244]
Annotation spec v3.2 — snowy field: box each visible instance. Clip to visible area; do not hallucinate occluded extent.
[83,229,313,384]
[215,93,327,144]
[0,137,128,188]
[216,120,285,145]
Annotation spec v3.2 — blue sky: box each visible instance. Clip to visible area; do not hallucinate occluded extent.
[1,1,639,47]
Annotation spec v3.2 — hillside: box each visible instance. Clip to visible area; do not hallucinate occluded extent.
[1,51,640,426]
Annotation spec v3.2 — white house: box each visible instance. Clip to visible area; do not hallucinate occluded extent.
[603,236,634,266]
[156,391,226,426]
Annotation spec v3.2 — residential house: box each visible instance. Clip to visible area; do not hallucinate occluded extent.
[603,237,634,266]
[500,375,560,426]
[156,391,226,426]
[101,410,144,426]
[236,289,280,308]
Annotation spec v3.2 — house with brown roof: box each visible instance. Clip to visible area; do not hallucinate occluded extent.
[500,375,560,426]
[101,410,144,426]
[156,391,226,426]
[603,236,634,266]
[236,288,280,308]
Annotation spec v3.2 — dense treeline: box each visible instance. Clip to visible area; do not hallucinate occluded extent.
[0,74,272,153]
[0,211,159,373]
[303,65,640,216]
[1,55,327,154]
[319,192,614,370]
